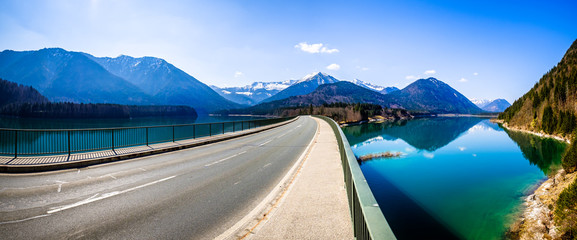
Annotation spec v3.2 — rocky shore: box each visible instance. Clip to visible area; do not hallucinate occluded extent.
[507,169,577,239]
[496,120,575,239]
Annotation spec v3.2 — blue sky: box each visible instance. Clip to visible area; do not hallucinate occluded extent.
[1,0,576,102]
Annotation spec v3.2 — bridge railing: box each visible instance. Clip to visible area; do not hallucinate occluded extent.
[316,116,396,240]
[0,117,293,158]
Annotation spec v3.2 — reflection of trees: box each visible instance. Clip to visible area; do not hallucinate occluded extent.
[504,129,567,176]
[344,117,482,151]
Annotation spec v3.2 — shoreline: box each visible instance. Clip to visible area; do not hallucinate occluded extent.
[491,119,571,144]
[496,120,574,239]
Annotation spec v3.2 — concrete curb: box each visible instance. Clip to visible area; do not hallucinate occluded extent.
[0,117,298,174]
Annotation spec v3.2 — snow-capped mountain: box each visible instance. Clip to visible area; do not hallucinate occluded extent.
[211,80,298,105]
[260,72,340,103]
[470,99,492,108]
[346,79,385,92]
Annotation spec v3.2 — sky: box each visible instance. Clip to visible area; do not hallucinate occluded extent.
[1,0,576,103]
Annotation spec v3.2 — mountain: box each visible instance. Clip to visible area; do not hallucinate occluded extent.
[0,78,49,107]
[0,48,239,113]
[230,77,483,115]
[345,79,383,92]
[210,80,297,105]
[380,87,400,94]
[500,39,577,137]
[86,54,239,112]
[233,81,390,115]
[0,48,151,104]
[482,99,511,112]
[260,72,339,103]
[386,78,484,114]
[471,99,492,108]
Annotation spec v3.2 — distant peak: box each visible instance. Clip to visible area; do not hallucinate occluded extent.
[299,72,331,83]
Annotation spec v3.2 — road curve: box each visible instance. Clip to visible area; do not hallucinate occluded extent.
[0,116,318,239]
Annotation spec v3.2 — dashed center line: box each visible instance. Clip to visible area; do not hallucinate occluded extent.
[47,175,176,214]
[205,151,247,167]
[259,140,273,146]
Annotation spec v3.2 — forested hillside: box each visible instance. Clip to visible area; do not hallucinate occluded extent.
[0,78,48,107]
[500,39,577,137]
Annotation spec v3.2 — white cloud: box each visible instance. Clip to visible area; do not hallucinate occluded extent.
[423,152,435,159]
[405,75,418,80]
[294,42,339,54]
[356,66,369,71]
[424,69,436,75]
[234,71,243,78]
[326,63,341,70]
[459,78,468,82]
[473,72,479,76]
[458,146,466,151]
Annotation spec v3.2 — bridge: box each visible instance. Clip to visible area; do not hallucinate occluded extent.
[0,116,395,239]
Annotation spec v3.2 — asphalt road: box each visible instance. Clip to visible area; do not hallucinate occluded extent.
[0,116,318,239]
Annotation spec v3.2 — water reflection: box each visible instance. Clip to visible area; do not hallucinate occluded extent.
[504,129,566,176]
[346,117,482,151]
[342,118,567,240]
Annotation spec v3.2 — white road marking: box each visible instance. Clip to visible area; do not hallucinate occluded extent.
[204,151,247,167]
[0,214,50,225]
[57,184,62,193]
[258,140,273,146]
[47,175,176,214]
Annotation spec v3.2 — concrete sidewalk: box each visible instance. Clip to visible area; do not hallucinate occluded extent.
[247,117,353,239]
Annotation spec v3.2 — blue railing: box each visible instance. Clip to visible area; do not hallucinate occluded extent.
[0,117,292,157]
[316,116,396,240]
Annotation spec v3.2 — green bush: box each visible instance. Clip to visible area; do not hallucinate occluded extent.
[554,178,577,239]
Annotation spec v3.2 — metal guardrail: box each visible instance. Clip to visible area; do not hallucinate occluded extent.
[0,117,293,157]
[316,116,396,240]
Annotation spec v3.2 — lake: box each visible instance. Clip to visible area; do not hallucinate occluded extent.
[0,115,262,129]
[342,117,567,240]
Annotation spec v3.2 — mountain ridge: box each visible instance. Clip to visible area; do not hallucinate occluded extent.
[0,48,240,112]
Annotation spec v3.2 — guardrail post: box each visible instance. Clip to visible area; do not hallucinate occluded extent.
[172,126,175,142]
[241,121,244,131]
[14,130,18,158]
[209,124,212,137]
[111,129,115,152]
[146,127,149,146]
[233,122,235,132]
[222,122,225,134]
[193,125,196,139]
[68,130,71,158]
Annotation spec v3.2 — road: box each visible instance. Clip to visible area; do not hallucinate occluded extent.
[0,116,318,239]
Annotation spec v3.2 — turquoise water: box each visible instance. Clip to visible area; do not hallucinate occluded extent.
[342,118,566,240]
[0,115,262,129]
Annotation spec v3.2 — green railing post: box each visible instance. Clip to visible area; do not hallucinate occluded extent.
[14,130,18,158]
[146,127,149,146]
[68,130,71,158]
[209,124,212,137]
[172,126,175,142]
[111,129,115,152]
[222,122,225,134]
[193,125,196,139]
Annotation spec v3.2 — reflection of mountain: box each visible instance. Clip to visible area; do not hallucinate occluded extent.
[504,129,567,176]
[345,117,483,151]
[477,120,504,132]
